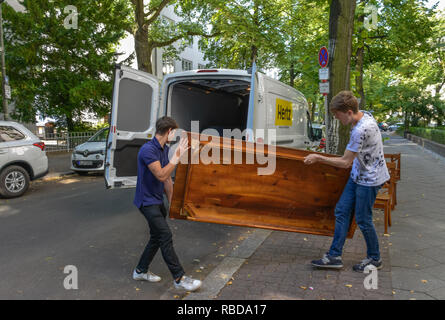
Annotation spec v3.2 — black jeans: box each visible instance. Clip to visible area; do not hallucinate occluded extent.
[136,204,185,280]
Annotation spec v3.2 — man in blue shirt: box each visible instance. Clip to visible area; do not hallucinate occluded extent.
[133,116,202,292]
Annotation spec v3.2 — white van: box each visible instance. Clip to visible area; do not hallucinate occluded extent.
[105,65,319,189]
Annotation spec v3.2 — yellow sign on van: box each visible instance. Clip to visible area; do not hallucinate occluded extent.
[275,98,293,126]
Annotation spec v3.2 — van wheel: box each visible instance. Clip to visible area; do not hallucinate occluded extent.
[0,165,30,198]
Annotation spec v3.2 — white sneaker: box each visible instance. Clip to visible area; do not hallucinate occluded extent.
[132,269,161,282]
[174,276,202,291]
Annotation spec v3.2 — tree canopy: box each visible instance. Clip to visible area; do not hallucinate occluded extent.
[1,0,443,134]
[3,0,132,130]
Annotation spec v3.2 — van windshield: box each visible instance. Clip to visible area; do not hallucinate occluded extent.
[169,78,251,135]
[88,128,109,142]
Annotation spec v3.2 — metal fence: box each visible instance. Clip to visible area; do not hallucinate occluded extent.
[41,132,96,152]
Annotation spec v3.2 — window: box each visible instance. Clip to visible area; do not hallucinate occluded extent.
[161,15,175,26]
[182,59,193,71]
[0,126,25,142]
[88,128,109,142]
[117,78,153,132]
[163,59,175,75]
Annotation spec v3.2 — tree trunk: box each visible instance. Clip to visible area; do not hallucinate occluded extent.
[135,28,153,74]
[66,116,74,132]
[355,47,365,110]
[355,0,366,109]
[251,45,258,65]
[289,63,295,87]
[404,110,409,133]
[327,0,356,155]
[134,0,153,73]
[311,101,316,122]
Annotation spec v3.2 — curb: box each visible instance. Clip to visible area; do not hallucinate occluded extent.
[41,171,76,181]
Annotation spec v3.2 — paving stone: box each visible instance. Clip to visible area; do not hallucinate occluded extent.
[390,249,441,269]
[422,265,445,281]
[391,267,445,292]
[417,246,445,264]
[427,286,445,300]
[392,289,436,300]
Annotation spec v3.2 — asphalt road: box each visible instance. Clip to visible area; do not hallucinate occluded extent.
[0,174,247,300]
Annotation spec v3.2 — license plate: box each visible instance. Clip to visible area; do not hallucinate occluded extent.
[78,161,93,166]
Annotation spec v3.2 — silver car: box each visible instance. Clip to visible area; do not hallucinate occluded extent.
[0,121,48,198]
[71,127,109,174]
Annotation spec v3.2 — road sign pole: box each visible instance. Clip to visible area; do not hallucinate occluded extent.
[318,46,330,153]
[324,93,329,152]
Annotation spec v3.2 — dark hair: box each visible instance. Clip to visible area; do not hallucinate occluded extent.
[330,91,359,114]
[155,116,178,135]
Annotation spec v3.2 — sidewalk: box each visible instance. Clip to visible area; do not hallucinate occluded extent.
[193,133,445,300]
[384,134,445,300]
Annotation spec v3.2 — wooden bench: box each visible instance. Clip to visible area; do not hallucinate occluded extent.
[386,162,398,208]
[374,176,396,235]
[373,154,401,235]
[385,153,401,181]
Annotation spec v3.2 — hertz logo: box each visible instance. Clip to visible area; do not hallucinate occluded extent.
[275,98,293,126]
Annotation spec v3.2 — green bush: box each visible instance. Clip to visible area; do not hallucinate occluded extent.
[409,127,445,145]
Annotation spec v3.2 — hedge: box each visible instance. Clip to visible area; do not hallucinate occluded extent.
[409,127,445,145]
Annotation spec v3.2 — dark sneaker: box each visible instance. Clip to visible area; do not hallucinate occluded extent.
[311,253,343,269]
[353,258,383,273]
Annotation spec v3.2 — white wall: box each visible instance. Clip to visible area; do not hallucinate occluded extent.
[152,6,209,78]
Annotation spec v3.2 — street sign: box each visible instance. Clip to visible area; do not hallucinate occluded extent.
[318,46,329,68]
[319,68,329,80]
[5,84,11,99]
[319,82,329,94]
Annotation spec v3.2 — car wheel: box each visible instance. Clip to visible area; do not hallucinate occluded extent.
[0,165,30,198]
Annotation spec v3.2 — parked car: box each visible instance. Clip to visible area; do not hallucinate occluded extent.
[71,127,109,175]
[311,123,326,151]
[0,121,48,198]
[311,123,325,140]
[388,123,404,131]
[378,122,388,131]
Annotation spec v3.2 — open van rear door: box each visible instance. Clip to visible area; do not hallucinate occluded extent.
[105,65,159,189]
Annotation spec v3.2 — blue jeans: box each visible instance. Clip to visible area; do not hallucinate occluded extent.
[329,177,382,261]
[137,204,185,280]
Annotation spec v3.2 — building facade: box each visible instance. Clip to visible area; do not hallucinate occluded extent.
[150,6,210,79]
